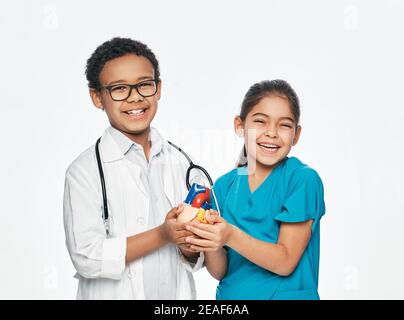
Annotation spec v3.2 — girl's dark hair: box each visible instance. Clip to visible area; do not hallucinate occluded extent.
[239,79,300,124]
[85,37,160,91]
[236,79,300,167]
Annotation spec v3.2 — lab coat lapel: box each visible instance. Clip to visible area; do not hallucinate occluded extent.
[126,161,148,198]
[163,158,176,207]
[162,143,189,208]
[100,128,183,208]
[99,128,148,197]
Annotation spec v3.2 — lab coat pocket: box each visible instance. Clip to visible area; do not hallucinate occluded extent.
[271,288,319,300]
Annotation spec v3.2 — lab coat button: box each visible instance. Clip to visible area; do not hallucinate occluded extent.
[137,217,145,225]
[128,270,136,279]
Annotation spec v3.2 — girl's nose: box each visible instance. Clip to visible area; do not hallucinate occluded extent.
[265,125,278,138]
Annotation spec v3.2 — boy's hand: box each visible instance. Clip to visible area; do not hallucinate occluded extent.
[160,204,194,245]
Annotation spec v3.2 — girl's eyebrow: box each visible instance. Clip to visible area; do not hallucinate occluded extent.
[279,116,295,123]
[252,112,268,117]
[252,113,295,123]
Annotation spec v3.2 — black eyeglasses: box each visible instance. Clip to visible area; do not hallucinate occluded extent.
[101,79,158,101]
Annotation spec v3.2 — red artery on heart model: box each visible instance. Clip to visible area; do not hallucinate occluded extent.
[191,188,210,208]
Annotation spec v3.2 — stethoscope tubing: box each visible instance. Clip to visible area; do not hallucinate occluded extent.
[95,137,110,235]
[96,137,220,236]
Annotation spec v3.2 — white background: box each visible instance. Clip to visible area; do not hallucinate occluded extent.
[1,0,403,299]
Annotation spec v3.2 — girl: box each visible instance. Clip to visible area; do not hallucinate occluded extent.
[185,80,325,300]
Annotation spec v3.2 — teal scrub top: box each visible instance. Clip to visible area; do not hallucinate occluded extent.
[211,157,325,300]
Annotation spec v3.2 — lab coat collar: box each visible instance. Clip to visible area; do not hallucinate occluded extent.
[99,126,181,208]
[99,127,170,163]
[108,126,136,155]
[99,128,125,163]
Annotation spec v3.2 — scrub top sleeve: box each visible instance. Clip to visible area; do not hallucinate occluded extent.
[275,167,325,232]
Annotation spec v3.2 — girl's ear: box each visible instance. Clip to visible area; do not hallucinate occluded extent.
[234,116,244,137]
[292,125,302,146]
[90,89,104,110]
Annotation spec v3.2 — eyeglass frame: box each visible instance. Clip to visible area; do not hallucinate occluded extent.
[100,79,160,101]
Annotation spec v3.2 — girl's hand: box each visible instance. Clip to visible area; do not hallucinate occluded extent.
[177,210,221,253]
[204,209,220,224]
[185,212,234,251]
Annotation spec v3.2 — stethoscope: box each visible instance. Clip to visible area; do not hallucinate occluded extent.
[95,137,220,236]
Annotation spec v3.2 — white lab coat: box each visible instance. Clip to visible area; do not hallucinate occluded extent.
[63,128,204,299]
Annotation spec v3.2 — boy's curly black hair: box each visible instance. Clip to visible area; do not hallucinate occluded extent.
[85,37,160,91]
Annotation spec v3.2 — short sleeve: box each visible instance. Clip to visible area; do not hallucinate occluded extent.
[275,167,325,232]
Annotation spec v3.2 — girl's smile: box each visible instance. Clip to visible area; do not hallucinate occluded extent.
[256,141,281,154]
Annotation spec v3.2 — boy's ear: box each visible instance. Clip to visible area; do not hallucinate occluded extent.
[156,79,162,101]
[292,125,302,146]
[234,116,244,137]
[89,89,104,110]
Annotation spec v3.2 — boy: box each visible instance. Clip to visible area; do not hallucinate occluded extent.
[63,37,203,299]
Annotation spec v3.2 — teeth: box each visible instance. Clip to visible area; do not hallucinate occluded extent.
[259,143,279,149]
[126,109,145,115]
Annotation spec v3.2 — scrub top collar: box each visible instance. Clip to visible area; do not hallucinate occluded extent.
[242,157,288,195]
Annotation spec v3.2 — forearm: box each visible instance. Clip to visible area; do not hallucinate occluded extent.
[205,248,227,280]
[227,226,292,276]
[125,225,168,264]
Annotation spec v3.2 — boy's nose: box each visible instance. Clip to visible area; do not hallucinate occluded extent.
[127,88,144,103]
